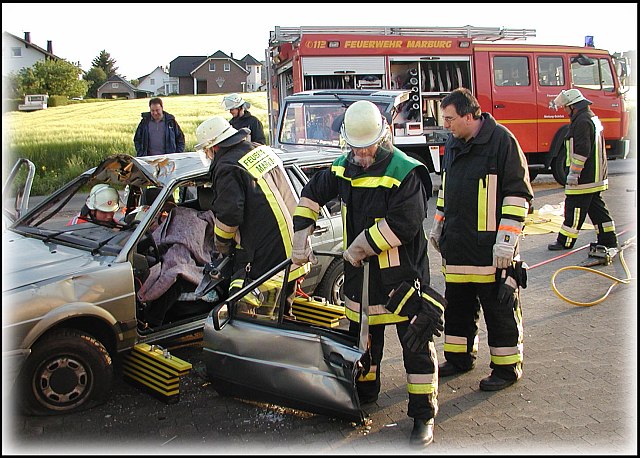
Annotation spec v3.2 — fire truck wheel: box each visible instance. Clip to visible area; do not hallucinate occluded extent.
[315,259,345,306]
[551,145,569,186]
[17,329,114,416]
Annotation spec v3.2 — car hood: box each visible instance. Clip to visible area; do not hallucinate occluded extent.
[3,231,100,292]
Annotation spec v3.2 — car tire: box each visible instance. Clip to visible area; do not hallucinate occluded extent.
[17,329,113,416]
[314,259,344,306]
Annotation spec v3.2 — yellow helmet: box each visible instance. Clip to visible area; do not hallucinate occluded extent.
[340,101,387,148]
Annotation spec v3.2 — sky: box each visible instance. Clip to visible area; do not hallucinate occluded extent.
[2,3,637,80]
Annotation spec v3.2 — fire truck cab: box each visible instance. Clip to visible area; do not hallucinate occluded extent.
[266,26,630,184]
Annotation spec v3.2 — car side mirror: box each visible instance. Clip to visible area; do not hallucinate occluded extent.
[212,302,230,330]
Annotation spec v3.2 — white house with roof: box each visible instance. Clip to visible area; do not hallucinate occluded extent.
[136,66,178,96]
[2,31,59,77]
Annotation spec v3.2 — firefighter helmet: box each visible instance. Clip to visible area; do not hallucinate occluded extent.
[86,184,120,212]
[195,116,238,150]
[553,89,592,108]
[221,93,246,110]
[340,100,387,148]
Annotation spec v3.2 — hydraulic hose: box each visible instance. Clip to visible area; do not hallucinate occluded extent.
[538,229,636,307]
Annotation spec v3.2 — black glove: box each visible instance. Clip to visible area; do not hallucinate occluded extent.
[497,261,528,312]
[402,286,446,353]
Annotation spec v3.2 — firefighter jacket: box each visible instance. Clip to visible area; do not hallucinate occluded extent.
[437,113,533,283]
[563,104,608,195]
[209,132,298,280]
[229,110,266,145]
[293,147,432,325]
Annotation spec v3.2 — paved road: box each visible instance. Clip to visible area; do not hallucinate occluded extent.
[4,161,637,455]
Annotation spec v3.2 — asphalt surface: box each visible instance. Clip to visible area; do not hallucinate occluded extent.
[3,159,637,455]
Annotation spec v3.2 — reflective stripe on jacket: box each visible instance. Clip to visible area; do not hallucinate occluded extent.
[563,106,608,195]
[211,140,298,279]
[294,147,431,325]
[438,113,533,283]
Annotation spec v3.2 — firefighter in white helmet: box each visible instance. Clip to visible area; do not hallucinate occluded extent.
[221,93,266,144]
[67,183,122,226]
[292,100,442,447]
[195,116,306,317]
[547,88,618,250]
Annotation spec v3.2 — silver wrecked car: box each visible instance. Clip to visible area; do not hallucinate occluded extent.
[2,150,346,416]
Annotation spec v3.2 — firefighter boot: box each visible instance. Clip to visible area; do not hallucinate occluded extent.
[409,418,434,447]
[438,361,473,377]
[479,373,517,391]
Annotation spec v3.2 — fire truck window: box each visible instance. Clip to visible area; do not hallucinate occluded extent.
[538,56,565,86]
[571,58,601,90]
[494,56,530,87]
[599,58,615,92]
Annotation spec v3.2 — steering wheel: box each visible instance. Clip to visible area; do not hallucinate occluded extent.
[138,229,160,265]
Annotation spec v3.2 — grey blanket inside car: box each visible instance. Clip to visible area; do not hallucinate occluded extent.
[137,206,216,302]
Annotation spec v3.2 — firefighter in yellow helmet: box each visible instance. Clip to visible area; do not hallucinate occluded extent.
[547,88,618,251]
[195,116,305,317]
[292,100,443,447]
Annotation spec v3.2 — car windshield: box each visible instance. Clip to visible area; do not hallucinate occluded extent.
[10,155,169,252]
[279,101,389,148]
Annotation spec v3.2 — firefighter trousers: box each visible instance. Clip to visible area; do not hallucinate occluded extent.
[443,282,523,381]
[349,321,438,420]
[556,192,618,249]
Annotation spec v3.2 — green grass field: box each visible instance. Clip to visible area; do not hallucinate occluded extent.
[3,92,268,195]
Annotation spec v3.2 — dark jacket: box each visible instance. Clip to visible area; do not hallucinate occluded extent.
[134,111,185,156]
[210,130,297,279]
[564,103,608,195]
[438,113,533,282]
[229,110,266,145]
[293,147,431,325]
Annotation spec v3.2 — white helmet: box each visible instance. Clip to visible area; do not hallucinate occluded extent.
[86,184,120,212]
[340,100,387,148]
[195,116,238,150]
[553,89,592,109]
[221,93,246,110]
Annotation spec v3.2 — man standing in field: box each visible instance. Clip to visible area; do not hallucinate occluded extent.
[134,97,185,156]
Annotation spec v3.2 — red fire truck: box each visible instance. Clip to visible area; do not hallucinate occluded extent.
[265,26,631,183]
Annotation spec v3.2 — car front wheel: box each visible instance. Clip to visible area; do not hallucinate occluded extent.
[18,329,113,416]
[315,260,344,306]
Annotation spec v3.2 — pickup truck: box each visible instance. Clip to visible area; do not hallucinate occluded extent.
[18,94,48,112]
[270,89,447,183]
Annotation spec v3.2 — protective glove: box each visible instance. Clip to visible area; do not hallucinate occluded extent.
[497,260,528,312]
[402,285,446,353]
[214,235,234,256]
[343,230,377,267]
[428,212,444,253]
[292,225,317,265]
[493,221,521,269]
[565,172,579,186]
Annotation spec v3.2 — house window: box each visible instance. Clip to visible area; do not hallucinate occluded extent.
[172,84,178,93]
[256,66,260,75]
[209,62,216,71]
[150,78,155,85]
[11,47,22,57]
[224,63,230,72]
[112,83,119,89]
